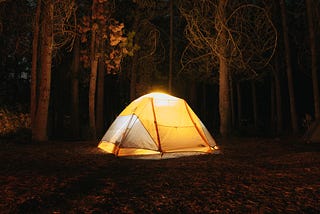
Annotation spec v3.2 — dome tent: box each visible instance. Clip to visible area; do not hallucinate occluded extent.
[98,92,219,159]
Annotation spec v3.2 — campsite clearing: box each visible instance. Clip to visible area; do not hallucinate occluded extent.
[0,138,319,213]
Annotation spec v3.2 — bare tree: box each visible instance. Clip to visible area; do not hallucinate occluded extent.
[179,0,277,137]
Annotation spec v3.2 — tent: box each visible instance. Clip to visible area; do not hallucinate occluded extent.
[98,92,219,158]
[304,120,320,143]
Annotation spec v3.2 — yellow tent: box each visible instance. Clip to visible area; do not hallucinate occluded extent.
[98,92,219,158]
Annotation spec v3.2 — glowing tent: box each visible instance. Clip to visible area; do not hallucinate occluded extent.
[98,92,219,158]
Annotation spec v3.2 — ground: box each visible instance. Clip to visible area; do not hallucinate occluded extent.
[0,138,319,213]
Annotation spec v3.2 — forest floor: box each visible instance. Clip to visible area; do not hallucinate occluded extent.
[0,137,320,213]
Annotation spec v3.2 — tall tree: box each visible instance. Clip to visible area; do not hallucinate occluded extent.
[33,1,54,141]
[31,0,41,137]
[125,0,164,100]
[71,35,80,139]
[129,7,141,101]
[31,0,76,141]
[96,57,105,137]
[88,0,100,139]
[216,0,230,137]
[179,0,277,137]
[168,0,173,93]
[279,0,298,133]
[273,58,283,135]
[81,0,136,139]
[305,0,320,120]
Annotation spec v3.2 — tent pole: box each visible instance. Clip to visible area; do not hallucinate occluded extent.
[184,101,211,148]
[115,113,138,156]
[151,98,162,154]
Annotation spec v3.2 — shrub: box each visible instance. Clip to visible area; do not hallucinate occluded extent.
[0,107,30,137]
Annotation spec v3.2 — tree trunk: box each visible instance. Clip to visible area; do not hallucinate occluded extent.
[274,59,283,135]
[71,35,80,139]
[96,57,105,138]
[230,77,235,129]
[89,55,98,139]
[237,82,242,129]
[251,81,258,129]
[130,10,141,101]
[306,0,320,120]
[33,2,53,142]
[217,0,230,137]
[270,78,275,133]
[130,53,138,101]
[31,0,41,141]
[201,83,207,121]
[189,80,197,109]
[88,0,98,139]
[219,55,230,137]
[279,0,298,133]
[168,0,173,93]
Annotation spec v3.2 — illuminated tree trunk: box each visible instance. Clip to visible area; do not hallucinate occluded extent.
[306,0,320,120]
[71,35,80,139]
[33,2,53,142]
[89,41,98,139]
[96,57,105,138]
[219,55,230,137]
[31,0,41,141]
[88,0,98,139]
[279,0,298,133]
[168,0,173,93]
[217,0,230,137]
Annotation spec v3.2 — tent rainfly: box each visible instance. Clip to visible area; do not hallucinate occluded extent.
[98,92,219,158]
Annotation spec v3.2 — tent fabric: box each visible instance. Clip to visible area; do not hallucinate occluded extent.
[98,92,219,158]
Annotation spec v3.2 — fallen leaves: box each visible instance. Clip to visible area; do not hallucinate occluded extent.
[0,139,319,213]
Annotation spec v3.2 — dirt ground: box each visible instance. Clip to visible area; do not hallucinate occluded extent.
[0,137,319,213]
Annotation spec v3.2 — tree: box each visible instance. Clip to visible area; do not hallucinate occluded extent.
[31,0,41,133]
[179,0,277,137]
[32,1,54,141]
[80,0,137,139]
[31,0,76,141]
[305,0,320,120]
[279,0,298,133]
[168,0,173,93]
[216,0,230,137]
[120,0,165,100]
